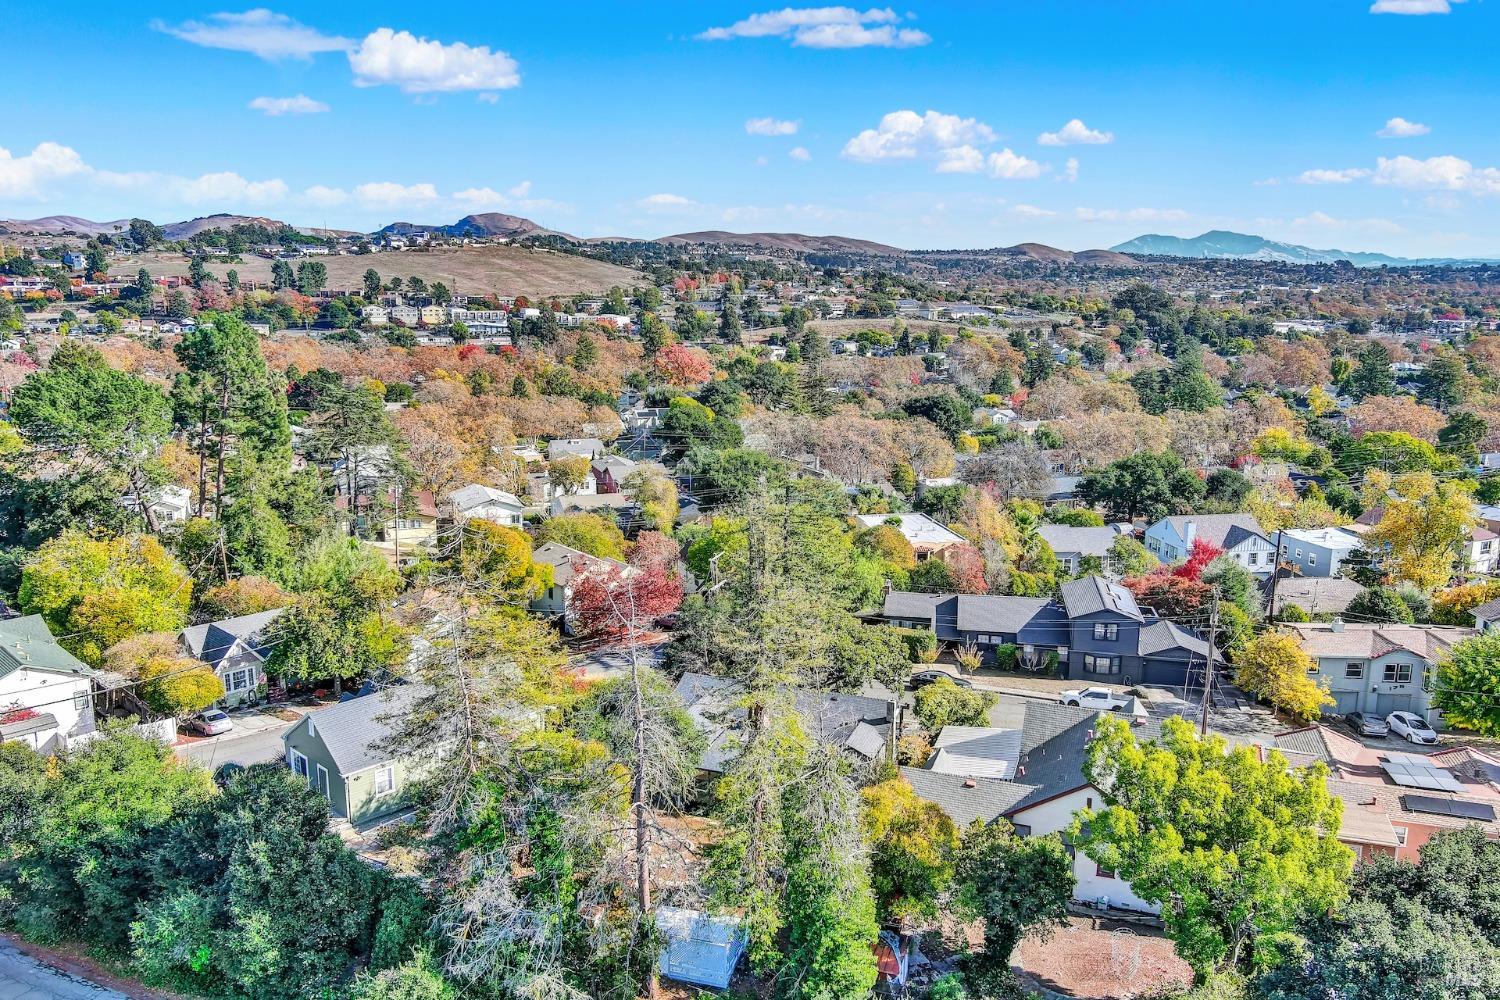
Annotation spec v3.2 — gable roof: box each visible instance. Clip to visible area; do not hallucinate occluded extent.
[448,483,524,513]
[1138,619,1212,659]
[954,595,1050,635]
[1059,576,1143,620]
[1036,524,1117,559]
[1265,575,1366,617]
[880,590,946,623]
[1155,513,1270,550]
[531,542,627,587]
[0,614,96,681]
[852,512,966,549]
[898,766,1030,826]
[1472,596,1500,623]
[289,684,425,775]
[180,608,284,671]
[1286,622,1476,661]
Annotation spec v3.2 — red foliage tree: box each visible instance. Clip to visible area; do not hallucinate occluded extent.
[628,531,681,574]
[944,543,989,595]
[653,343,713,387]
[1173,538,1224,581]
[1122,571,1213,622]
[568,562,684,642]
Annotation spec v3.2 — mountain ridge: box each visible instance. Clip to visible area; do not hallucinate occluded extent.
[1110,229,1500,267]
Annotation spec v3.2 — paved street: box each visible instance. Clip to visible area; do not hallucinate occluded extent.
[0,942,128,1000]
[177,716,294,769]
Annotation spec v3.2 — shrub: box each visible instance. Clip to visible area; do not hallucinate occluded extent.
[370,879,434,972]
[992,643,1019,671]
[131,889,219,991]
[896,627,937,663]
[914,678,998,731]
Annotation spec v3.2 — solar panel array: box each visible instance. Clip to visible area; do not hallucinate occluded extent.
[1401,794,1496,822]
[1380,755,1465,792]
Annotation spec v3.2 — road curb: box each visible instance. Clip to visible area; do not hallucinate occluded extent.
[1,933,172,999]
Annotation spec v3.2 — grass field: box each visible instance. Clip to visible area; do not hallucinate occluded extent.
[112,244,644,298]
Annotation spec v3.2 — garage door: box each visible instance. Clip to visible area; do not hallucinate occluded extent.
[1333,691,1361,715]
[1375,693,1415,716]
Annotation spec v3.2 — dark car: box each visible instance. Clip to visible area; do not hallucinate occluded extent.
[910,670,973,690]
[1344,712,1390,738]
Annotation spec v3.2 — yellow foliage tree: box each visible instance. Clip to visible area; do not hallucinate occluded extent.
[1363,472,1478,591]
[1234,631,1334,722]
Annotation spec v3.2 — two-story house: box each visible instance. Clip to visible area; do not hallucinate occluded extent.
[529,542,628,631]
[1143,514,1277,577]
[0,615,98,752]
[1277,526,1364,578]
[1036,524,1120,576]
[1285,620,1477,723]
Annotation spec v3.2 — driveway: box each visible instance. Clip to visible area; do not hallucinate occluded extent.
[0,942,129,1000]
[177,709,298,769]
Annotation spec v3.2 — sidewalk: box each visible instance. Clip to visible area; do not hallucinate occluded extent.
[0,936,165,1000]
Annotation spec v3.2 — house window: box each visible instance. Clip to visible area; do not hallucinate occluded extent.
[1011,824,1032,837]
[1092,623,1118,641]
[315,764,330,799]
[225,668,253,694]
[289,750,308,779]
[1393,826,1408,847]
[1295,548,1303,559]
[374,766,396,797]
[1345,662,1364,679]
[72,690,89,711]
[1247,552,1258,566]
[1095,863,1117,879]
[1308,553,1317,567]
[1422,667,1433,693]
[1084,654,1119,674]
[1383,664,1413,684]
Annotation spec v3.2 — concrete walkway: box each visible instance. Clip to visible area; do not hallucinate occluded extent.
[0,942,128,1000]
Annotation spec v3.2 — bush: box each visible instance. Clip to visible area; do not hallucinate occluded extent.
[348,953,455,1000]
[130,889,219,991]
[897,732,935,766]
[930,971,970,1000]
[1276,603,1311,623]
[896,627,938,663]
[370,880,434,972]
[992,643,1019,671]
[914,678,998,731]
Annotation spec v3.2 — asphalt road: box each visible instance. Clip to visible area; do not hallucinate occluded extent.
[177,720,292,770]
[0,942,128,1000]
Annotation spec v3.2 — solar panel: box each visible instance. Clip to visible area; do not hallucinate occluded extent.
[1379,757,1465,793]
[1401,795,1496,822]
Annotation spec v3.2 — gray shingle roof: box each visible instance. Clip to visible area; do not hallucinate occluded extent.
[531,542,627,587]
[955,596,1050,635]
[1036,525,1117,559]
[1059,576,1143,620]
[881,591,947,623]
[1265,576,1366,617]
[1138,619,1212,658]
[180,609,284,672]
[1472,596,1500,621]
[292,684,425,775]
[1159,513,1269,549]
[898,766,1031,826]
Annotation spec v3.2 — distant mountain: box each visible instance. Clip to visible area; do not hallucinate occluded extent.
[377,213,574,240]
[655,231,904,255]
[0,215,131,236]
[1111,229,1500,267]
[995,243,1139,267]
[161,214,293,240]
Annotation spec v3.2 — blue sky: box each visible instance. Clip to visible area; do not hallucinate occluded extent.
[3,2,1498,256]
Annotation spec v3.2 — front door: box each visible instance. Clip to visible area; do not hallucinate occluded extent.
[315,764,331,799]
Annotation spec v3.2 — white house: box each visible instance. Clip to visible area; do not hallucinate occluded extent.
[119,484,192,525]
[446,484,525,527]
[362,305,389,325]
[0,615,98,753]
[1144,513,1276,576]
[852,512,967,559]
[529,542,630,630]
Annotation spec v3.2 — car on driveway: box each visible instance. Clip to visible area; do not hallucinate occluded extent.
[1343,712,1390,738]
[1059,687,1130,711]
[187,709,234,736]
[910,670,973,689]
[1386,711,1438,745]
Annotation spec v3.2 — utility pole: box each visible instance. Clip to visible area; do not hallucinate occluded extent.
[1264,529,1285,623]
[1200,585,1220,736]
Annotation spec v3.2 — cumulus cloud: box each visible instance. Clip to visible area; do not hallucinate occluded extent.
[1061,157,1079,183]
[1075,206,1190,223]
[0,142,90,199]
[248,94,330,116]
[636,193,699,212]
[350,181,440,206]
[1377,116,1430,138]
[844,109,996,163]
[1037,119,1113,146]
[982,149,1044,180]
[1370,0,1464,13]
[1011,204,1056,218]
[1290,211,1404,234]
[746,117,799,136]
[153,9,352,60]
[1295,167,1373,184]
[788,146,812,161]
[1373,154,1500,193]
[349,28,520,93]
[699,7,931,48]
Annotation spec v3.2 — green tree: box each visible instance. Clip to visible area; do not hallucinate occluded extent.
[1348,344,1396,399]
[1073,716,1353,979]
[534,512,626,560]
[1079,451,1207,521]
[362,268,383,300]
[1107,535,1159,577]
[1432,631,1500,736]
[271,258,294,290]
[913,677,997,731]
[296,260,328,294]
[861,777,959,922]
[954,821,1074,980]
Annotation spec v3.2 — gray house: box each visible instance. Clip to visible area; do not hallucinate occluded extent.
[1286,621,1477,723]
[1036,524,1119,575]
[1144,513,1276,577]
[179,608,284,707]
[1278,527,1364,578]
[281,685,424,824]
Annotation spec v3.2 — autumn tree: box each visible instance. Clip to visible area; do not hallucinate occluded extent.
[861,777,959,923]
[1234,631,1334,721]
[535,512,626,560]
[1362,471,1478,590]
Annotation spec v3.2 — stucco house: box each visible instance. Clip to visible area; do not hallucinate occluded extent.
[0,615,98,753]
[1285,620,1477,723]
[1144,513,1276,577]
[179,608,284,707]
[446,484,525,528]
[281,684,424,824]
[1277,526,1364,578]
[852,512,966,559]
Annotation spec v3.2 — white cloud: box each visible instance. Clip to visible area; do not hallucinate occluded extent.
[1370,0,1464,13]
[153,9,352,60]
[350,181,440,206]
[1037,118,1113,146]
[1294,167,1373,184]
[508,181,532,198]
[746,117,800,136]
[1061,157,1079,183]
[788,146,811,161]
[1075,206,1190,223]
[477,93,500,104]
[934,145,986,173]
[1373,154,1500,193]
[1377,116,1430,138]
[983,149,1044,180]
[1010,204,1056,218]
[301,185,349,207]
[844,109,996,163]
[349,28,520,93]
[248,94,330,116]
[1290,211,1404,234]
[699,7,931,48]
[636,193,699,212]
[0,142,90,198]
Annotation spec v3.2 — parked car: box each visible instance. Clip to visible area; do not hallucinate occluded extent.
[910,670,974,690]
[1386,711,1438,745]
[1059,687,1129,711]
[1343,712,1390,738]
[188,709,234,736]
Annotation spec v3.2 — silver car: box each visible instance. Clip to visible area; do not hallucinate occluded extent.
[1344,712,1389,738]
[188,709,234,736]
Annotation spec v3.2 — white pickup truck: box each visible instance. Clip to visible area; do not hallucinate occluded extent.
[1059,687,1130,712]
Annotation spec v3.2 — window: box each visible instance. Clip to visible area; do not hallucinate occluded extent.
[225,668,253,694]
[1247,552,1259,566]
[72,690,89,711]
[289,750,308,779]
[1308,553,1317,567]
[1422,667,1433,693]
[1295,548,1303,559]
[1393,826,1408,847]
[1084,654,1119,674]
[1383,663,1413,684]
[1011,823,1032,837]
[1345,662,1364,679]
[315,764,330,799]
[1092,623,1118,641]
[374,766,396,797]
[1095,863,1117,880]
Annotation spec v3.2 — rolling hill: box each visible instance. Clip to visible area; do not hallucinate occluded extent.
[993,243,1138,267]
[0,215,131,236]
[655,231,904,255]
[160,214,294,240]
[1111,229,1500,267]
[377,213,574,240]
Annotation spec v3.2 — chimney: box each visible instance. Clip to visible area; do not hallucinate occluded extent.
[882,578,894,597]
[1184,521,1197,546]
[1331,617,1345,633]
[962,778,977,788]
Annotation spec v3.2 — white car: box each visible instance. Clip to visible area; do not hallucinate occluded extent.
[1386,711,1438,745]
[1060,687,1130,712]
[188,709,234,737]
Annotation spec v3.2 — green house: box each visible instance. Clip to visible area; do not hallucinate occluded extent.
[280,685,424,824]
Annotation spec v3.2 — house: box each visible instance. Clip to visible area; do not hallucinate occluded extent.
[656,906,747,989]
[0,615,98,753]
[179,608,284,707]
[546,437,606,462]
[281,685,424,824]
[1351,507,1497,575]
[362,305,389,325]
[1144,514,1276,576]
[675,671,892,775]
[418,305,447,325]
[852,512,966,558]
[1277,527,1364,578]
[901,699,1164,913]
[550,492,636,519]
[1473,596,1500,632]
[529,542,627,627]
[591,455,641,494]
[874,591,1050,664]
[118,484,193,525]
[373,489,440,555]
[1273,725,1500,862]
[1036,524,1118,575]
[1285,620,1477,723]
[1264,574,1366,619]
[446,484,525,527]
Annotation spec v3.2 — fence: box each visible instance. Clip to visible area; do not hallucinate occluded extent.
[67,716,177,749]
